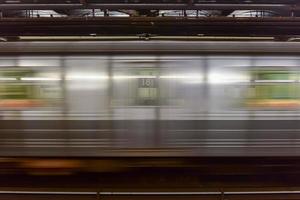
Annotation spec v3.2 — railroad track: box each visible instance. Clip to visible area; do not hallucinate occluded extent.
[1,191,300,200]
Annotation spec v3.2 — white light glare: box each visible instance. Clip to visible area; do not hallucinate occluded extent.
[113,75,157,79]
[160,74,203,79]
[21,77,61,81]
[208,73,249,84]
[0,77,17,81]
[67,74,203,82]
[66,74,109,80]
[254,80,296,83]
[67,75,157,80]
[160,74,203,84]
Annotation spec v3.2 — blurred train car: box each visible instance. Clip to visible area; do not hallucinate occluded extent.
[0,41,299,170]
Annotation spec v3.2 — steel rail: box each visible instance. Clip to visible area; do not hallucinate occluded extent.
[0,190,300,195]
[0,3,296,11]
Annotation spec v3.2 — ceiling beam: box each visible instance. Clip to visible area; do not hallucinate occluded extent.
[0,3,297,11]
[0,17,299,37]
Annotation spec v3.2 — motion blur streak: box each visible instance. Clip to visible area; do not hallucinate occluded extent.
[0,42,298,159]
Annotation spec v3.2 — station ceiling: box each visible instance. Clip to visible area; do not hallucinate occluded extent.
[0,0,298,11]
[0,0,299,38]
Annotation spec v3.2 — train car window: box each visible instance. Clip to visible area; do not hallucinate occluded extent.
[0,67,61,110]
[206,57,251,115]
[246,68,300,109]
[65,57,109,116]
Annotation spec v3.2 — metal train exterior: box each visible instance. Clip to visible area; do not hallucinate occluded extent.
[0,41,299,158]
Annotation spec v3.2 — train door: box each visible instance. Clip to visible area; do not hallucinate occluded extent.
[111,56,159,148]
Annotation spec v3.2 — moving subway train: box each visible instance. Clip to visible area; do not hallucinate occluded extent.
[0,41,299,158]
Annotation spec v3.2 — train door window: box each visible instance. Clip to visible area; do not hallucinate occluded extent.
[112,57,159,107]
[0,66,62,111]
[136,69,158,105]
